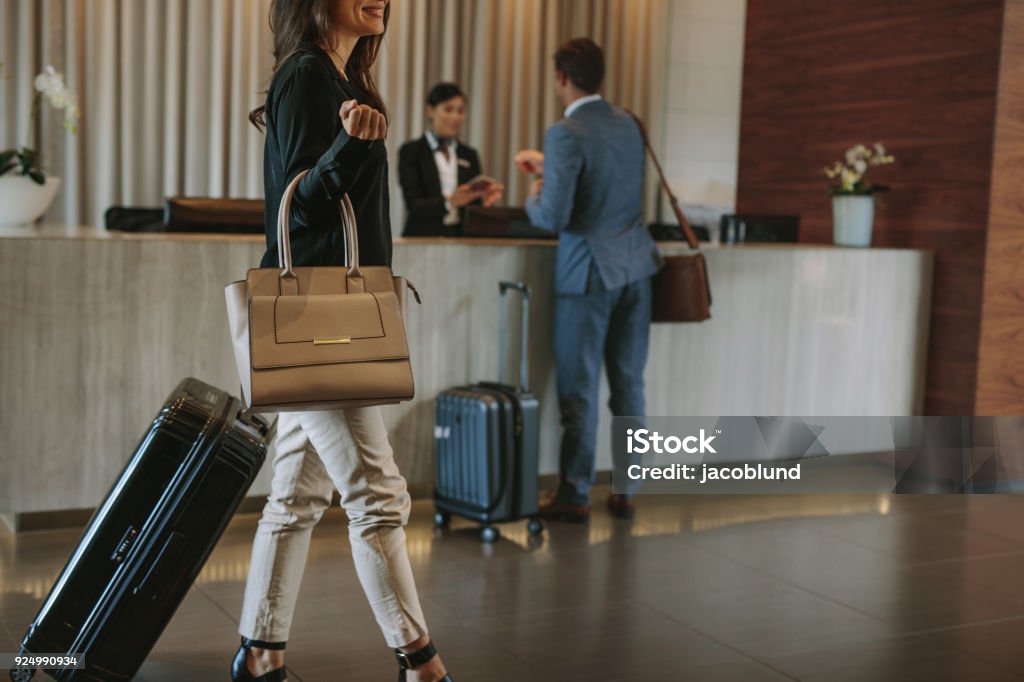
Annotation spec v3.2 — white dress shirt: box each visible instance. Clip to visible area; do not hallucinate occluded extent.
[426,130,461,226]
[564,93,603,119]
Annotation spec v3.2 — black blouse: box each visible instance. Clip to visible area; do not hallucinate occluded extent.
[260,43,392,269]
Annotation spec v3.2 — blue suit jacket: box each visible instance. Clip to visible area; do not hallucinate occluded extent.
[526,99,661,294]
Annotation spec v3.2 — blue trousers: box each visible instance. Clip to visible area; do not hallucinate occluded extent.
[553,274,652,505]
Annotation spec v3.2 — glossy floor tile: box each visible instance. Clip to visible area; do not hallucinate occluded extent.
[909,617,1024,677]
[763,633,1024,682]
[3,491,1024,680]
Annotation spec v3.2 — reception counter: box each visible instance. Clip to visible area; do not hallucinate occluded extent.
[0,226,933,527]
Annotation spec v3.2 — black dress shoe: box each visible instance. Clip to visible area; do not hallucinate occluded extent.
[395,640,453,681]
[538,495,590,523]
[231,637,288,682]
[607,493,636,519]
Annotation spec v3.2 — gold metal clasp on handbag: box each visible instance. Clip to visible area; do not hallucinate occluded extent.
[313,337,352,345]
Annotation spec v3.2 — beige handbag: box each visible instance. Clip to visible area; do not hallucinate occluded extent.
[225,170,418,412]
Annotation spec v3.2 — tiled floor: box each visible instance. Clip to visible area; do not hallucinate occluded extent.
[3,491,1024,681]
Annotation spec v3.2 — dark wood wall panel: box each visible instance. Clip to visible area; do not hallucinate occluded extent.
[736,0,1004,415]
[977,1,1024,414]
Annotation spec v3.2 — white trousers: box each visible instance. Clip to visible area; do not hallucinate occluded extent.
[238,406,428,648]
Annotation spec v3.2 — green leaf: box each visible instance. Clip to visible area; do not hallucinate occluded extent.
[0,150,14,168]
[15,148,44,179]
[18,148,37,167]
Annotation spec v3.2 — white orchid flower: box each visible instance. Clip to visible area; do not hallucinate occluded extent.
[827,141,895,194]
[63,95,80,133]
[840,167,860,191]
[48,90,68,109]
[845,144,868,165]
[34,65,65,96]
[823,162,843,179]
[30,65,80,135]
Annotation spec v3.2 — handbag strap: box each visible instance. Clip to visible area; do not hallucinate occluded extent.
[277,171,364,291]
[626,110,701,250]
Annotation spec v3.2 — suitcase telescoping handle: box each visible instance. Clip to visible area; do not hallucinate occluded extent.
[498,281,530,391]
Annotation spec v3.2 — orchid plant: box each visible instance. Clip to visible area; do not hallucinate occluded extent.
[823,143,895,196]
[0,65,80,185]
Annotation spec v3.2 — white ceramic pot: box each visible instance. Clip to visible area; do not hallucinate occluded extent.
[832,194,875,247]
[0,175,61,227]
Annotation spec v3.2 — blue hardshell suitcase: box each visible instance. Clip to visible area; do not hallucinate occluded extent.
[12,378,269,682]
[433,282,544,543]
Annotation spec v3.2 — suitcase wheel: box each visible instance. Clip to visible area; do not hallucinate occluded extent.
[433,510,451,528]
[9,665,36,682]
[480,525,501,543]
[527,517,545,536]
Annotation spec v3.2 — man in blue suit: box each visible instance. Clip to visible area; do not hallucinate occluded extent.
[518,38,661,522]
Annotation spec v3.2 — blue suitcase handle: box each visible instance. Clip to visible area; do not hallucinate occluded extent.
[497,281,530,391]
[499,281,530,297]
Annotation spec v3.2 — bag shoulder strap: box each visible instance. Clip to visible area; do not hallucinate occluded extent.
[626,110,701,250]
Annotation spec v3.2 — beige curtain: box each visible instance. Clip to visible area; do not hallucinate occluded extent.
[381,0,670,222]
[1,0,669,229]
[1,0,273,226]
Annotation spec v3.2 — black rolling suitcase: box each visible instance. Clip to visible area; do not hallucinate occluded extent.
[433,281,544,543]
[11,378,269,682]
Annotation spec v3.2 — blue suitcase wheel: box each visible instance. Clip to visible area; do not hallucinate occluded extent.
[433,510,451,528]
[527,518,545,536]
[481,526,500,543]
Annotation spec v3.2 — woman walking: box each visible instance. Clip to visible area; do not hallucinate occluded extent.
[233,2,451,681]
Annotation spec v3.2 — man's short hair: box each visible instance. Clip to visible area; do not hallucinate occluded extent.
[553,38,605,94]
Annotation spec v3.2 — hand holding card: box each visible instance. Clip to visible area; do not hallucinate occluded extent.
[467,175,499,192]
[482,181,505,207]
[514,149,544,175]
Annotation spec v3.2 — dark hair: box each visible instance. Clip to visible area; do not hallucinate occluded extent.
[553,38,604,94]
[426,82,466,107]
[249,0,390,130]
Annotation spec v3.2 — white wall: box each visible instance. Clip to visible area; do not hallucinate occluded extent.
[660,0,746,217]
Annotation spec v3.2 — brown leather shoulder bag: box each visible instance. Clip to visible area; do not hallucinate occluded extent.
[628,112,712,323]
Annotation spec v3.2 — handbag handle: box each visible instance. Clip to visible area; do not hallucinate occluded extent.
[276,170,364,291]
[626,110,701,251]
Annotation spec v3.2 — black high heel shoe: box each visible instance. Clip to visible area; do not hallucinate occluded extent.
[395,640,453,681]
[231,637,288,682]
